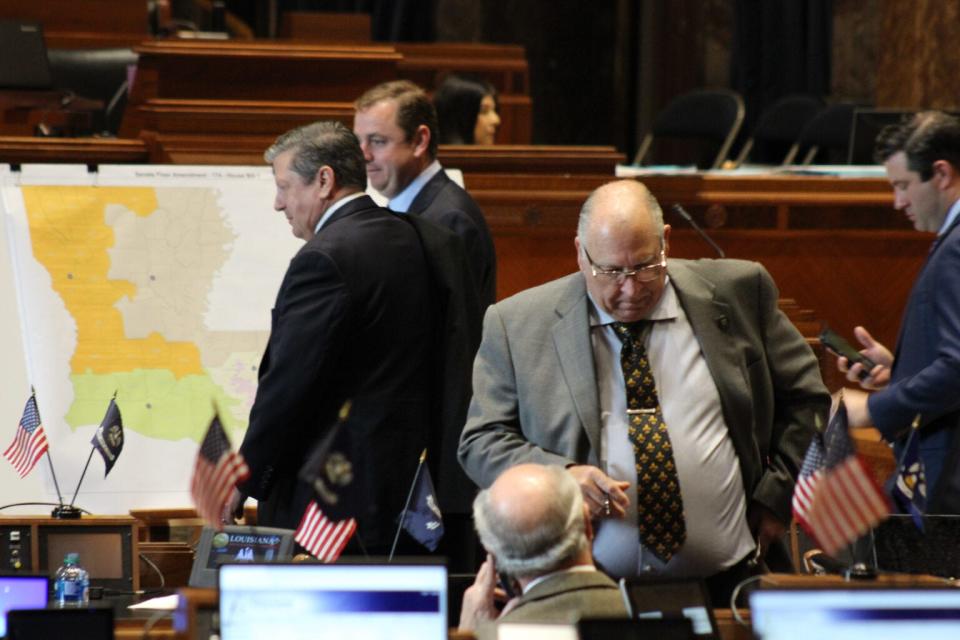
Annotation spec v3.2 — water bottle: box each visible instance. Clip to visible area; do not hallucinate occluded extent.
[54,553,89,606]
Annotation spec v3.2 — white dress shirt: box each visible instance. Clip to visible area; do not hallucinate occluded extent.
[589,278,755,578]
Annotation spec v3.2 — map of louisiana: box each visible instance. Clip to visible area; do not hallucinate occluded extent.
[4,171,298,445]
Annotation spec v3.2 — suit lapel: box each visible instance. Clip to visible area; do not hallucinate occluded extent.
[668,263,750,428]
[408,171,447,215]
[552,275,602,458]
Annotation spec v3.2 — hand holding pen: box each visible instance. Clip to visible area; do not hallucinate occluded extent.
[566,464,630,519]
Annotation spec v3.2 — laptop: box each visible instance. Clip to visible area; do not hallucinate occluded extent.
[619,577,719,639]
[218,560,448,640]
[5,608,113,640]
[579,617,696,640]
[0,575,48,637]
[0,21,53,90]
[749,587,960,640]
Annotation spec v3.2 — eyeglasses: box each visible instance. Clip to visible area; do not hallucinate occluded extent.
[583,247,666,284]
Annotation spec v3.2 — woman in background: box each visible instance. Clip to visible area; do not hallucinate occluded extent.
[433,74,501,145]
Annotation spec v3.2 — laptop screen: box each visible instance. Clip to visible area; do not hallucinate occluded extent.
[219,562,447,640]
[5,608,113,640]
[750,588,960,640]
[620,577,718,638]
[0,575,48,637]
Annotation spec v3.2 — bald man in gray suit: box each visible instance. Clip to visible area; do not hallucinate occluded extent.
[459,180,829,605]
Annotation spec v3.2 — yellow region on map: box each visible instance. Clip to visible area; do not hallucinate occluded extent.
[22,187,203,377]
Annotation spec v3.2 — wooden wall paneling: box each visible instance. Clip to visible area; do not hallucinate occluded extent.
[876,0,960,108]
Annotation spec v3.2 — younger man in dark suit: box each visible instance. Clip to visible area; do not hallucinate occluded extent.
[354,80,497,309]
[355,80,495,568]
[839,111,960,513]
[231,121,438,552]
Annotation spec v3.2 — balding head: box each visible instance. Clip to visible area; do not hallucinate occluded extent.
[575,180,670,322]
[577,180,664,245]
[473,464,590,581]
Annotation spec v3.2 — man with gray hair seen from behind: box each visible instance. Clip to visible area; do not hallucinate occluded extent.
[458,463,627,637]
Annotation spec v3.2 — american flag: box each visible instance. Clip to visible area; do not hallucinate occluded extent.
[792,400,889,556]
[4,395,49,478]
[190,415,249,528]
[295,500,356,562]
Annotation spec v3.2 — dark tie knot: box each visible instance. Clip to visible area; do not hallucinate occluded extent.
[612,321,647,345]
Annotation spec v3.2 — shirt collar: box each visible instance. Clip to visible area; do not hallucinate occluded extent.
[939,198,960,236]
[314,192,367,234]
[522,565,597,595]
[586,275,679,327]
[387,160,443,213]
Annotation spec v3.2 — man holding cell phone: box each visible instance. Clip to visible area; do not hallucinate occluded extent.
[838,111,960,513]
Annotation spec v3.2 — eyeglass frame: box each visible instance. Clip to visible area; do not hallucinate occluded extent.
[581,245,667,284]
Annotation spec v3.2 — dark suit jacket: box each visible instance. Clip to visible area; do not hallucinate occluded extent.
[399,214,482,514]
[408,169,497,309]
[869,217,960,512]
[238,195,438,548]
[460,260,829,528]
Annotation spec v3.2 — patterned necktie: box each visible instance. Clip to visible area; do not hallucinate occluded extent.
[612,321,686,562]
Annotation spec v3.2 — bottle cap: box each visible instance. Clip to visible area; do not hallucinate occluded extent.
[65,552,79,564]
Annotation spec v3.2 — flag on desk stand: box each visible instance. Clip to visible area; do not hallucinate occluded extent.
[792,398,889,556]
[4,394,49,478]
[295,401,357,561]
[90,397,124,476]
[190,414,249,528]
[892,415,927,531]
[397,450,444,552]
[295,501,357,562]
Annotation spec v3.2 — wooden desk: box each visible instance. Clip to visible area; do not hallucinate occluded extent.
[120,39,533,144]
[396,42,531,144]
[0,136,148,165]
[0,0,150,49]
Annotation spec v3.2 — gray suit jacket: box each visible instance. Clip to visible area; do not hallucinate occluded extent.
[458,259,829,524]
[477,571,627,640]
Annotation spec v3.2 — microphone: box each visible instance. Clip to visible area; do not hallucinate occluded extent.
[671,204,726,258]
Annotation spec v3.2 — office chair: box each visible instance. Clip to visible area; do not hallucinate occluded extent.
[47,48,138,136]
[733,94,824,166]
[633,88,745,169]
[787,102,860,165]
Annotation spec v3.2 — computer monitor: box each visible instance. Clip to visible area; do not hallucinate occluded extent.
[0,575,48,637]
[619,577,718,639]
[0,21,53,90]
[188,525,295,588]
[219,561,447,640]
[5,608,113,640]
[750,587,960,640]
[873,514,960,578]
[846,108,915,165]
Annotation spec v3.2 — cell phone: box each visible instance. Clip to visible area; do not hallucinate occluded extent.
[498,571,518,600]
[819,327,876,381]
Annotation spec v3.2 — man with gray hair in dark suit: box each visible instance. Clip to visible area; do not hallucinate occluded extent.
[458,463,627,637]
